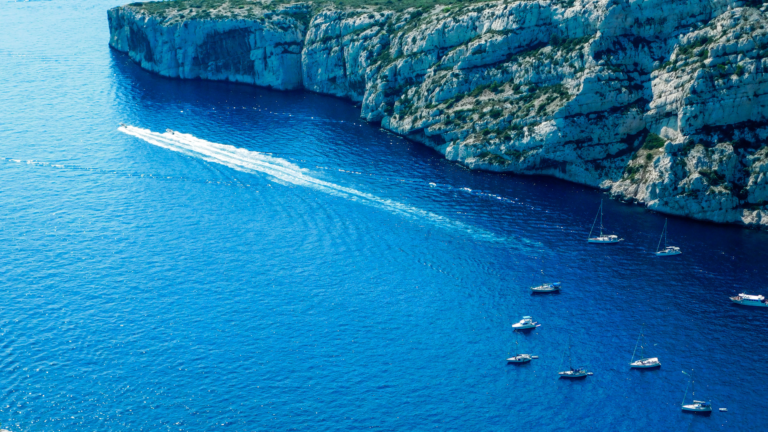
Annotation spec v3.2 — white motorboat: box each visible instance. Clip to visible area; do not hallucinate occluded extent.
[681,370,712,414]
[530,282,561,293]
[730,293,768,307]
[587,199,623,244]
[512,316,538,330]
[655,219,681,256]
[558,336,592,379]
[630,325,661,369]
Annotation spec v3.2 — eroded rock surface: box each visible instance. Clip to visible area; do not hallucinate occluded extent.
[108,0,768,228]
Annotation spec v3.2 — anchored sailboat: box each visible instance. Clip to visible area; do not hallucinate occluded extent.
[630,325,661,369]
[655,219,681,256]
[558,336,593,379]
[681,370,712,414]
[506,332,538,363]
[587,199,623,244]
[530,270,561,293]
[530,282,561,293]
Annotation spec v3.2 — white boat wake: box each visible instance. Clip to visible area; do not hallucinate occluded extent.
[119,125,512,244]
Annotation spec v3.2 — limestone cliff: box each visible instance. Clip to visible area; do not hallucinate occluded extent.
[108,0,768,228]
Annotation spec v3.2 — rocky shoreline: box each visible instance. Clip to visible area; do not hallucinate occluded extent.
[108,0,768,228]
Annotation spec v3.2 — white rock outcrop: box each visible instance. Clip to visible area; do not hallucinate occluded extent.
[108,0,768,228]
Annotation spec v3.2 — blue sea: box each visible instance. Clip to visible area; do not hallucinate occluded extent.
[1,1,767,431]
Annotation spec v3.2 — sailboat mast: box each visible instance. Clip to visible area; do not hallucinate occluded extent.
[691,371,695,399]
[631,330,642,362]
[599,200,604,236]
[656,220,665,252]
[515,332,519,356]
[682,375,691,406]
[568,336,573,369]
[588,202,600,239]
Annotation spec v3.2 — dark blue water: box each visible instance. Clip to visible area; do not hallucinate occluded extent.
[1,1,767,431]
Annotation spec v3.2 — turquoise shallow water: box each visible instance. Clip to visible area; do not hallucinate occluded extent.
[1,1,767,431]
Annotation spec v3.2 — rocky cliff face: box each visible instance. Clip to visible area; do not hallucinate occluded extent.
[108,0,768,228]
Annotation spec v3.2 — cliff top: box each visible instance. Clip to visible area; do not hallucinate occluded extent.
[128,0,489,15]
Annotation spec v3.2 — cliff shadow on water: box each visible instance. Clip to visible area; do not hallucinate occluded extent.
[108,0,768,229]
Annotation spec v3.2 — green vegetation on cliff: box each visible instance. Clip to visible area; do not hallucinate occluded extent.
[131,0,487,14]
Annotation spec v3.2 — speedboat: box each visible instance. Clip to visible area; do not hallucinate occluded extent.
[730,293,768,307]
[530,282,561,293]
[559,367,592,379]
[512,316,538,330]
[631,357,661,368]
[682,400,712,414]
[587,200,623,243]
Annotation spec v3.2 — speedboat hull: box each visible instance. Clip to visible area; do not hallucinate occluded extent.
[630,358,661,369]
[512,317,538,330]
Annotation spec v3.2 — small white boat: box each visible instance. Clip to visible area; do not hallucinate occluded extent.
[587,199,623,243]
[655,219,681,256]
[507,353,533,363]
[631,357,661,368]
[630,325,661,369]
[656,246,681,256]
[559,368,592,378]
[683,400,713,414]
[530,282,561,293]
[558,336,592,379]
[588,234,622,243]
[730,293,768,307]
[681,370,712,414]
[512,316,538,330]
[506,332,537,363]
[719,408,728,412]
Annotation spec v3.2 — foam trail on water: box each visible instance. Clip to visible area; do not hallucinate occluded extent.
[119,126,518,245]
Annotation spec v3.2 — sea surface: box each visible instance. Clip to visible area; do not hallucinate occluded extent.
[1,1,767,431]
